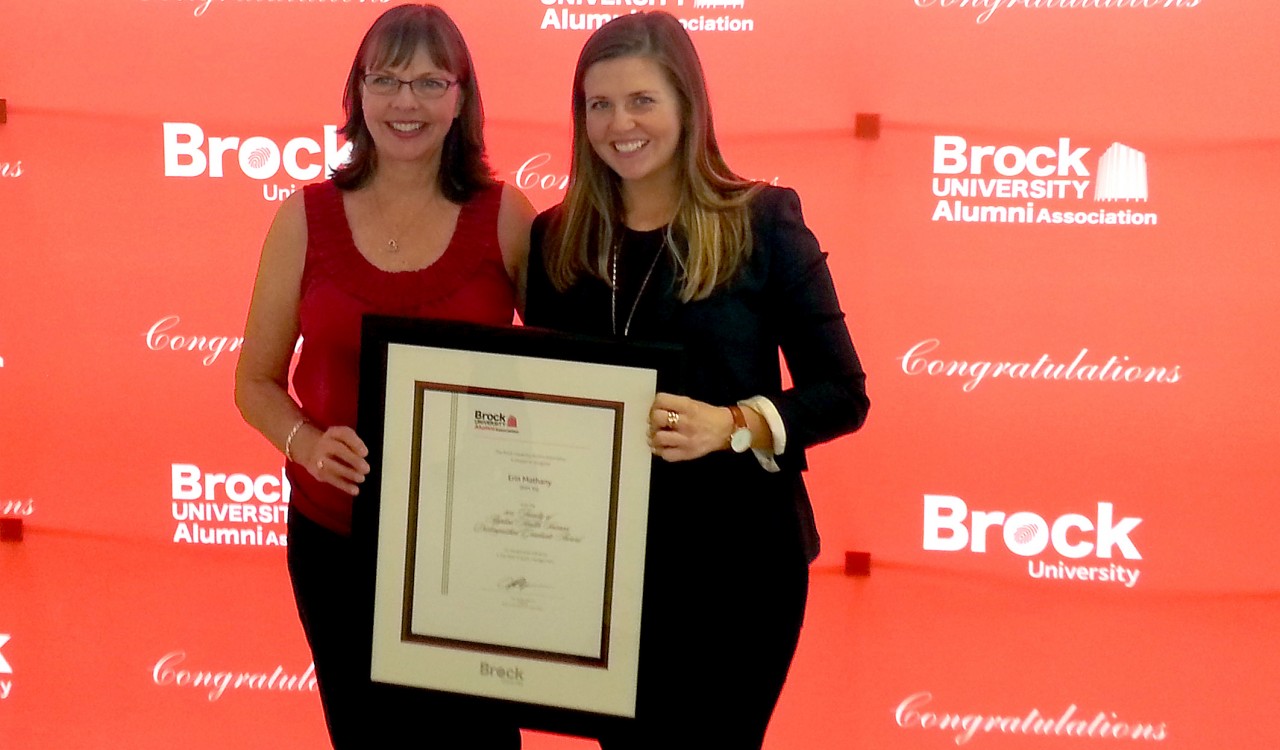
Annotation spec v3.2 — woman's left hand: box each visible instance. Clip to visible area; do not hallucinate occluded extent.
[648,393,734,462]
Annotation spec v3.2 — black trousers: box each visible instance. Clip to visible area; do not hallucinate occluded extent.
[597,463,811,749]
[286,509,523,749]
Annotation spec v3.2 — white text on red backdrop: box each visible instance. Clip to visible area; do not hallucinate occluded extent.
[912,0,1201,26]
[152,651,317,701]
[144,316,302,366]
[171,464,290,547]
[930,135,1159,226]
[901,339,1182,392]
[923,495,1144,587]
[0,633,13,701]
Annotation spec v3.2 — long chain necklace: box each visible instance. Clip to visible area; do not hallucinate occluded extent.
[610,232,666,338]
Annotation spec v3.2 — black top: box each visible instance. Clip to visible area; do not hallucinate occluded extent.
[525,185,869,560]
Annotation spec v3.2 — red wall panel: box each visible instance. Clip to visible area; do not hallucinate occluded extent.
[2,1,1277,747]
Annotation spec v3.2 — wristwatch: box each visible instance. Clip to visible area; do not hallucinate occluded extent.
[728,404,752,453]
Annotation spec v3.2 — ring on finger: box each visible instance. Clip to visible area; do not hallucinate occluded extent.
[317,458,325,472]
[666,410,680,430]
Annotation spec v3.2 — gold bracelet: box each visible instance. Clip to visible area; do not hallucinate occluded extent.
[283,417,308,463]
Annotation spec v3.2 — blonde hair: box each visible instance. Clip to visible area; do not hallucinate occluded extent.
[546,12,760,302]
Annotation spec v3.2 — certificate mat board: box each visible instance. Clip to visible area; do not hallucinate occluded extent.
[356,317,676,731]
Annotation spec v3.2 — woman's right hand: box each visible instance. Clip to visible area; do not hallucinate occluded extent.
[295,424,370,496]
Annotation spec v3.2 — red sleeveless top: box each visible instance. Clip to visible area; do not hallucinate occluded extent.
[288,179,515,534]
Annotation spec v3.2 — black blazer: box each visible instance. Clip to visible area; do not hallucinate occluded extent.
[525,186,869,560]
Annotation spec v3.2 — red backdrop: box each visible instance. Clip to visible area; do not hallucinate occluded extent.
[2,1,1279,748]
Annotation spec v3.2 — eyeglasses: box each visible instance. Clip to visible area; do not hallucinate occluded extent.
[361,73,459,99]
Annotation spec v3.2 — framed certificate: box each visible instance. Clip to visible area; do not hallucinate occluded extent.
[354,316,679,736]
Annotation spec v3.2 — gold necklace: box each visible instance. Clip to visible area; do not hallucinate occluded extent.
[610,233,666,337]
[370,188,435,253]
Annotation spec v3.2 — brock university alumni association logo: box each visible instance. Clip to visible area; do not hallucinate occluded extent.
[930,135,1157,225]
[475,409,519,433]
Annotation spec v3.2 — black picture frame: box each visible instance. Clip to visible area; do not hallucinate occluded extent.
[355,315,679,738]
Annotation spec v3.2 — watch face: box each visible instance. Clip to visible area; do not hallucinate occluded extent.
[730,428,752,453]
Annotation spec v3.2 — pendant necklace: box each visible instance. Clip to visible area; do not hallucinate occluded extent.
[610,232,666,337]
[371,188,434,253]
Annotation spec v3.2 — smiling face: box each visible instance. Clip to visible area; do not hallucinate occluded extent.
[582,55,684,203]
[361,45,460,170]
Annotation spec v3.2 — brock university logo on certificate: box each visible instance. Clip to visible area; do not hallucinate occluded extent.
[473,408,520,433]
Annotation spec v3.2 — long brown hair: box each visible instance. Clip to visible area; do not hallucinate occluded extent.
[547,11,760,302]
[331,4,494,201]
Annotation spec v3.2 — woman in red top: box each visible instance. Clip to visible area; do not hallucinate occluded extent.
[234,5,533,747]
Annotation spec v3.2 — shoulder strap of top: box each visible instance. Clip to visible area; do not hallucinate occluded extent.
[302,180,346,255]
[451,180,504,257]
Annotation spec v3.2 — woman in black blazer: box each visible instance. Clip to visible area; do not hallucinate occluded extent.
[524,11,869,748]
